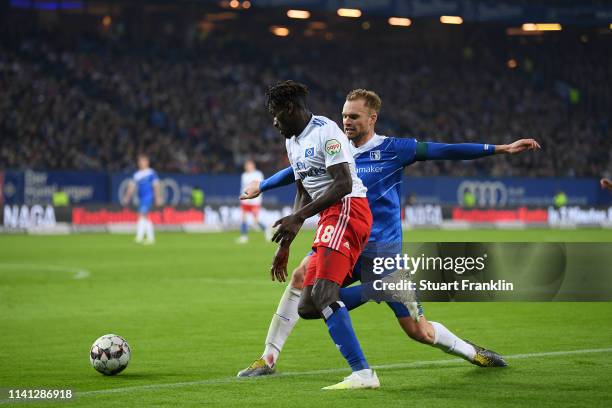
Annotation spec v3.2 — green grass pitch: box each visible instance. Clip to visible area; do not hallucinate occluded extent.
[1,229,612,407]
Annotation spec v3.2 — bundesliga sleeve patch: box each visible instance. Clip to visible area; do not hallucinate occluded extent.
[325,139,342,156]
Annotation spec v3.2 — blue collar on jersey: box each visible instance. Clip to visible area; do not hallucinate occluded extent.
[351,133,387,156]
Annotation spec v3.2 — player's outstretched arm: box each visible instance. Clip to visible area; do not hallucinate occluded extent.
[417,139,540,161]
[601,178,612,191]
[495,139,541,155]
[240,166,294,200]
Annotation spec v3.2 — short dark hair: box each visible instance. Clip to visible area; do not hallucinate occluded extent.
[266,80,309,112]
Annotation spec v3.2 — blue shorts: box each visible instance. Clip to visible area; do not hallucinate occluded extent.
[138,201,153,214]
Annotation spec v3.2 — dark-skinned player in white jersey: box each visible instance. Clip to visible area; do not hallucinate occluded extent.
[240,86,540,385]
[265,80,380,389]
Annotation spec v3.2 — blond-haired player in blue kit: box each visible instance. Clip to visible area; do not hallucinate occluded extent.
[238,87,540,385]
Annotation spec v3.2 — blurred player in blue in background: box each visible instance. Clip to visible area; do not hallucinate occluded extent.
[122,153,163,244]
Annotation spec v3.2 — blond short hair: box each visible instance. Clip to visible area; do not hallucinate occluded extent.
[346,89,382,114]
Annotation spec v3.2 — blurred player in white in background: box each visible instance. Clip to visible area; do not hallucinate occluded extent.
[122,153,162,244]
[237,160,268,243]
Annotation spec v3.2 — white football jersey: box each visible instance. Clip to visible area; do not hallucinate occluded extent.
[241,170,264,205]
[285,115,367,201]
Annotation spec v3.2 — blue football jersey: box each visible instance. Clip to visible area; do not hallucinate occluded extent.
[352,134,417,248]
[133,168,159,204]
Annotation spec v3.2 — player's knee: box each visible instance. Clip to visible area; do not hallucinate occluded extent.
[311,280,340,313]
[297,299,319,319]
[290,266,305,290]
[297,287,320,319]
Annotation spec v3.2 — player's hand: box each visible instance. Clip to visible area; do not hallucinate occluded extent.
[271,214,304,245]
[501,139,541,154]
[601,178,612,191]
[240,181,261,200]
[270,245,290,282]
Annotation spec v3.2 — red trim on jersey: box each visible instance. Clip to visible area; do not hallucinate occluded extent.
[330,197,351,250]
[303,197,372,287]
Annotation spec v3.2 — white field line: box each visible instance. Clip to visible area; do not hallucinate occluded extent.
[3,346,606,403]
[0,263,90,280]
[0,262,273,285]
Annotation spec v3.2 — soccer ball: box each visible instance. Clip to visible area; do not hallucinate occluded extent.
[89,334,131,375]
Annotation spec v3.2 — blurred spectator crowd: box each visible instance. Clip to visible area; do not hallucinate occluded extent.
[1,26,610,178]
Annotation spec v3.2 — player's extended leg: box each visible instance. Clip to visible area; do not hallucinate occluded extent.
[340,252,506,367]
[237,256,309,377]
[338,279,506,367]
[389,303,507,367]
[299,249,379,390]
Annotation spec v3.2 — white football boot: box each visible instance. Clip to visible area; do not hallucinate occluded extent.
[321,369,380,390]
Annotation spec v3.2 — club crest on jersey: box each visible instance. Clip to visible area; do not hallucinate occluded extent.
[305,147,315,158]
[325,139,341,156]
[370,150,381,161]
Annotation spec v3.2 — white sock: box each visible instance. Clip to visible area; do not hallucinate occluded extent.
[262,285,302,366]
[430,321,476,361]
[145,219,155,242]
[136,216,146,241]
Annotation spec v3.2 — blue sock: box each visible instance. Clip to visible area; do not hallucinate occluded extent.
[340,286,367,311]
[386,301,411,318]
[323,302,369,371]
[240,222,248,235]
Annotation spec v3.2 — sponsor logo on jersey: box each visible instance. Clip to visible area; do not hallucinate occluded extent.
[370,150,381,161]
[296,167,327,180]
[357,165,383,174]
[305,147,315,158]
[325,139,341,156]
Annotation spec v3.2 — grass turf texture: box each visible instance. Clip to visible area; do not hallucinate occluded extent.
[1,229,611,407]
